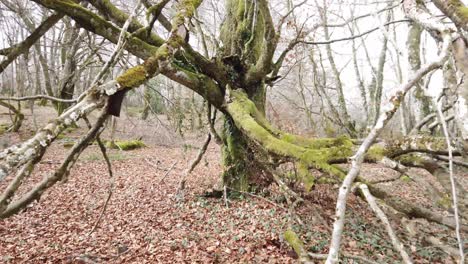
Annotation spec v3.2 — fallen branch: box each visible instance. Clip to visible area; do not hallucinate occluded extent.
[358,184,413,264]
[366,183,467,231]
[434,155,468,168]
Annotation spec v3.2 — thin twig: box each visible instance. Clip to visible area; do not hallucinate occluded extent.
[84,117,114,237]
[91,0,143,86]
[178,133,211,191]
[358,184,413,264]
[225,187,288,211]
[435,99,464,262]
[158,161,177,184]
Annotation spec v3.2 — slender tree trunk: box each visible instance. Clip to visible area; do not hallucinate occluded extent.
[141,84,151,120]
[407,23,431,122]
[320,4,356,136]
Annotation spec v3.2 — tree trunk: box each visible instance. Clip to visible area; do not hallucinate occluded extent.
[219,0,270,191]
[222,83,268,192]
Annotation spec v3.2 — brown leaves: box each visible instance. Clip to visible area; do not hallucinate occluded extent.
[0,143,294,263]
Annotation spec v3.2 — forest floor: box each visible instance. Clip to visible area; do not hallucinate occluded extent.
[0,105,465,263]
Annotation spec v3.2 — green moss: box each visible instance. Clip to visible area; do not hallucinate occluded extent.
[436,196,452,209]
[84,152,129,161]
[284,230,304,256]
[460,7,468,18]
[236,0,246,18]
[449,0,468,18]
[108,139,146,151]
[296,161,314,191]
[222,117,250,192]
[116,65,148,88]
[400,175,411,182]
[366,145,386,162]
[56,134,66,140]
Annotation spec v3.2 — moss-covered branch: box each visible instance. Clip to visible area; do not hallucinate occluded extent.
[31,0,158,59]
[87,0,166,46]
[225,89,352,189]
[432,0,468,32]
[245,0,278,84]
[31,0,224,107]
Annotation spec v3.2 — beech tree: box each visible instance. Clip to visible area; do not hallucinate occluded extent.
[0,0,467,262]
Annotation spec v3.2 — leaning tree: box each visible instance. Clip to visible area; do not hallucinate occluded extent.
[0,0,467,262]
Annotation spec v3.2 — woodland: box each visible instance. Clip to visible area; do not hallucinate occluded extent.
[0,0,467,263]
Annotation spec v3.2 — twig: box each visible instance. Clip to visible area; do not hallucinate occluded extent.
[178,133,211,191]
[358,184,413,264]
[90,0,143,86]
[84,117,114,237]
[435,99,464,262]
[223,185,228,208]
[424,236,460,260]
[225,187,288,211]
[158,161,177,184]
[300,19,410,45]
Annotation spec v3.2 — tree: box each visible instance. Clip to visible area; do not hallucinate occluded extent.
[0,0,466,262]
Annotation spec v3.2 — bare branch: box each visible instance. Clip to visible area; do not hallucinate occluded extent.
[435,98,465,262]
[0,95,77,103]
[300,20,410,46]
[358,184,413,264]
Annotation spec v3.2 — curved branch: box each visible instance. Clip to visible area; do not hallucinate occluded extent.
[432,0,468,32]
[0,13,63,73]
[300,20,410,46]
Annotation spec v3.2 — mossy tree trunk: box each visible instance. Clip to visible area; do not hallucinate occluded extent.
[218,0,271,192]
[222,83,267,192]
